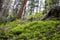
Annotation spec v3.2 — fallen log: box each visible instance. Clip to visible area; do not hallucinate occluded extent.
[41,5,60,20]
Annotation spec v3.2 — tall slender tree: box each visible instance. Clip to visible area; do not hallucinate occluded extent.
[2,0,10,16]
[17,0,27,18]
[0,0,3,11]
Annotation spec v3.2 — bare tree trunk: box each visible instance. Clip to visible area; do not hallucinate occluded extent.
[2,0,10,16]
[0,0,3,11]
[17,0,27,18]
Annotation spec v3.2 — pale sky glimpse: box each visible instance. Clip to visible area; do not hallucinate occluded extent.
[26,0,45,13]
[10,0,45,13]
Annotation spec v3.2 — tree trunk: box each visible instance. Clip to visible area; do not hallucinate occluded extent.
[17,0,27,18]
[2,0,10,16]
[0,0,3,11]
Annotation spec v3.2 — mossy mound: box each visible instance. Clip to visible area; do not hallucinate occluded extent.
[5,20,60,40]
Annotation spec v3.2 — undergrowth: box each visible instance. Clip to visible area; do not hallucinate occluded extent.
[4,20,60,40]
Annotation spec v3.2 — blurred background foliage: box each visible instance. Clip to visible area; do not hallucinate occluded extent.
[0,0,60,40]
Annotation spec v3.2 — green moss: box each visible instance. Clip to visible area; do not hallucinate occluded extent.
[6,20,60,40]
[25,12,43,19]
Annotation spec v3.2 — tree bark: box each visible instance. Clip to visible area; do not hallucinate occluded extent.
[17,0,27,18]
[0,0,3,11]
[2,0,10,16]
